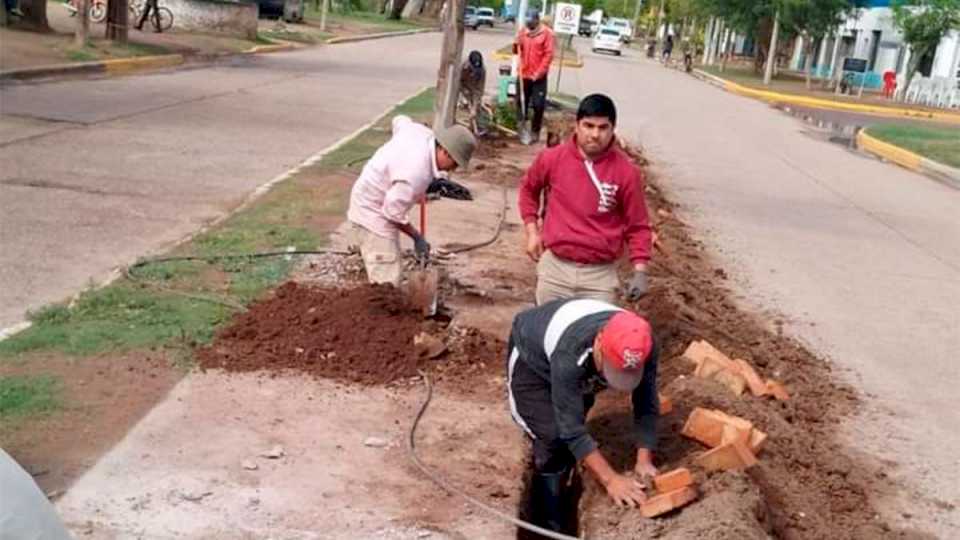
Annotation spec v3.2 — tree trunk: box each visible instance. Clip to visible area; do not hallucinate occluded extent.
[422,0,443,19]
[804,38,814,89]
[320,0,329,31]
[388,0,406,19]
[719,28,731,72]
[1,3,8,27]
[75,0,90,46]
[21,0,50,31]
[763,9,780,86]
[105,0,128,43]
[433,0,464,128]
[401,0,424,19]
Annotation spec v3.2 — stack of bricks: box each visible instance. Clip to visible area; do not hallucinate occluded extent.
[682,339,790,400]
[640,468,698,518]
[682,407,768,471]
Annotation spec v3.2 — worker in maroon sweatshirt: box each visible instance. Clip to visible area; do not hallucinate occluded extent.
[518,93,652,305]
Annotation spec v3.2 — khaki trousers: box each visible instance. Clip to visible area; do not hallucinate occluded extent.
[347,223,401,286]
[535,250,619,305]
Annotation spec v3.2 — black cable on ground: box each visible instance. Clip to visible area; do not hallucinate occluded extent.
[440,186,509,255]
[408,371,582,540]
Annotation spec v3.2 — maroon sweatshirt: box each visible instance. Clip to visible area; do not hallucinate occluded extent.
[518,136,652,266]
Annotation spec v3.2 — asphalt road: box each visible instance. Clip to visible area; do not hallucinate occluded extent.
[558,40,960,537]
[0,29,507,332]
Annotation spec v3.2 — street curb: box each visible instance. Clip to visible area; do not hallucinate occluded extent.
[492,51,583,68]
[0,53,185,82]
[692,68,960,125]
[326,27,437,44]
[856,130,960,189]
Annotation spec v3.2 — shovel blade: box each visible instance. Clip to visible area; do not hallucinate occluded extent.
[407,268,438,317]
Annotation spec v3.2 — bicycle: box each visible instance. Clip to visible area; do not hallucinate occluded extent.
[129,0,173,31]
[62,0,107,23]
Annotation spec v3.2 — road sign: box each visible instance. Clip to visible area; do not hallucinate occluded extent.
[554,2,581,35]
[842,58,868,74]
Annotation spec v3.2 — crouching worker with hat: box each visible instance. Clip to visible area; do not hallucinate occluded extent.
[506,298,659,532]
[346,115,476,286]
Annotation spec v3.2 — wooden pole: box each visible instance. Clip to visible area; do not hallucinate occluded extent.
[763,9,780,86]
[433,0,465,128]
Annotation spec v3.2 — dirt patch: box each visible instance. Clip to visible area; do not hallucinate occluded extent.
[0,351,182,496]
[574,147,932,539]
[196,281,504,388]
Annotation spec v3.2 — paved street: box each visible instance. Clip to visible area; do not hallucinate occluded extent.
[559,42,960,536]
[0,30,505,331]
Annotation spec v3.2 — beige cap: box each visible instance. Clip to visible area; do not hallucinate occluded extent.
[434,124,477,169]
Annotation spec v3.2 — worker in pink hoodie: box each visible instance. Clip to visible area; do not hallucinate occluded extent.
[518,94,652,305]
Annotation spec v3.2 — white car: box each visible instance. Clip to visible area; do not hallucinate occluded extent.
[592,27,623,56]
[607,17,633,43]
[475,7,495,27]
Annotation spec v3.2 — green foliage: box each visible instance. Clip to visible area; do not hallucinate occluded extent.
[0,376,61,417]
[893,0,960,85]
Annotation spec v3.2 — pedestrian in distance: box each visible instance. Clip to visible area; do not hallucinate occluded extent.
[345,116,476,286]
[506,298,660,533]
[661,34,674,65]
[518,94,653,305]
[135,0,162,32]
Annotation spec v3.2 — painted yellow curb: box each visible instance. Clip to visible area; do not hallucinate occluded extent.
[493,51,583,68]
[856,130,923,171]
[697,70,960,124]
[102,54,184,75]
[245,43,297,54]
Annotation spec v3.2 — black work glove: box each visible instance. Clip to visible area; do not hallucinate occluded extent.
[413,235,431,264]
[625,271,649,302]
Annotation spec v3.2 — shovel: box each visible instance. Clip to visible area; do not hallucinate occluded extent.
[407,197,438,317]
[517,52,533,145]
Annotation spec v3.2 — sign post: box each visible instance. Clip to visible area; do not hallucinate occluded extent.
[837,57,868,98]
[553,2,581,93]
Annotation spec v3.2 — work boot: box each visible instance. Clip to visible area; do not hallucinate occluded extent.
[530,470,570,533]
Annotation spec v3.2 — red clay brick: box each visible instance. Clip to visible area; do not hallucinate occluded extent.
[653,468,694,493]
[766,380,790,401]
[694,440,758,472]
[658,393,673,415]
[683,408,754,449]
[682,340,733,368]
[734,358,769,397]
[712,367,747,396]
[640,486,699,518]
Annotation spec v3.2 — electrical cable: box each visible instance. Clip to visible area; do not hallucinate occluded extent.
[408,371,583,540]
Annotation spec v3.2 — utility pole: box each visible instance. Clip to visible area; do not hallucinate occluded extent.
[763,9,780,86]
[75,0,89,47]
[433,0,465,128]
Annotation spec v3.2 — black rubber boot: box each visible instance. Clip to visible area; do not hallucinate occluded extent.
[530,470,569,533]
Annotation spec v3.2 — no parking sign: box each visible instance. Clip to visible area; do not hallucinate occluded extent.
[554,2,581,35]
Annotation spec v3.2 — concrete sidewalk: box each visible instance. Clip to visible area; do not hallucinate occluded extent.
[562,45,960,537]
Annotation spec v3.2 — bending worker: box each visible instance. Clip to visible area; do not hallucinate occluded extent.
[518,94,653,304]
[507,298,659,532]
[346,116,476,285]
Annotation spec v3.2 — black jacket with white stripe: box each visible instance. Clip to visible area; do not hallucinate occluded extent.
[510,298,659,461]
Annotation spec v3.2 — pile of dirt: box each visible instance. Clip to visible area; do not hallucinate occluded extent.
[196,282,503,387]
[573,145,923,539]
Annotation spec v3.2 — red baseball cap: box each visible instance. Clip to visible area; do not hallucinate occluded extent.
[598,312,653,391]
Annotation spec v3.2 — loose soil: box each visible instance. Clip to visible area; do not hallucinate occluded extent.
[197,281,504,389]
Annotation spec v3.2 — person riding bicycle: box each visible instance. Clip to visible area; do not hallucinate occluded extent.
[135,0,162,32]
[661,34,674,64]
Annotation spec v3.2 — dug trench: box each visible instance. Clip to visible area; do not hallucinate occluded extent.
[192,122,933,538]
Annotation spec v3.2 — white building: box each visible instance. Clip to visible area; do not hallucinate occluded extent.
[789,1,960,88]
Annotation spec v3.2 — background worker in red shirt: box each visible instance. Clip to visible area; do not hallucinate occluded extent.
[518,94,653,305]
[515,11,555,143]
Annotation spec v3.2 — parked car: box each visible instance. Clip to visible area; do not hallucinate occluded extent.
[465,6,479,29]
[607,17,633,43]
[475,7,495,27]
[592,26,623,56]
[578,17,597,36]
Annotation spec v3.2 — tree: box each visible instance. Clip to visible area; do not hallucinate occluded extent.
[893,0,960,92]
[781,0,855,88]
[434,0,465,128]
[105,0,128,43]
[19,0,50,30]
